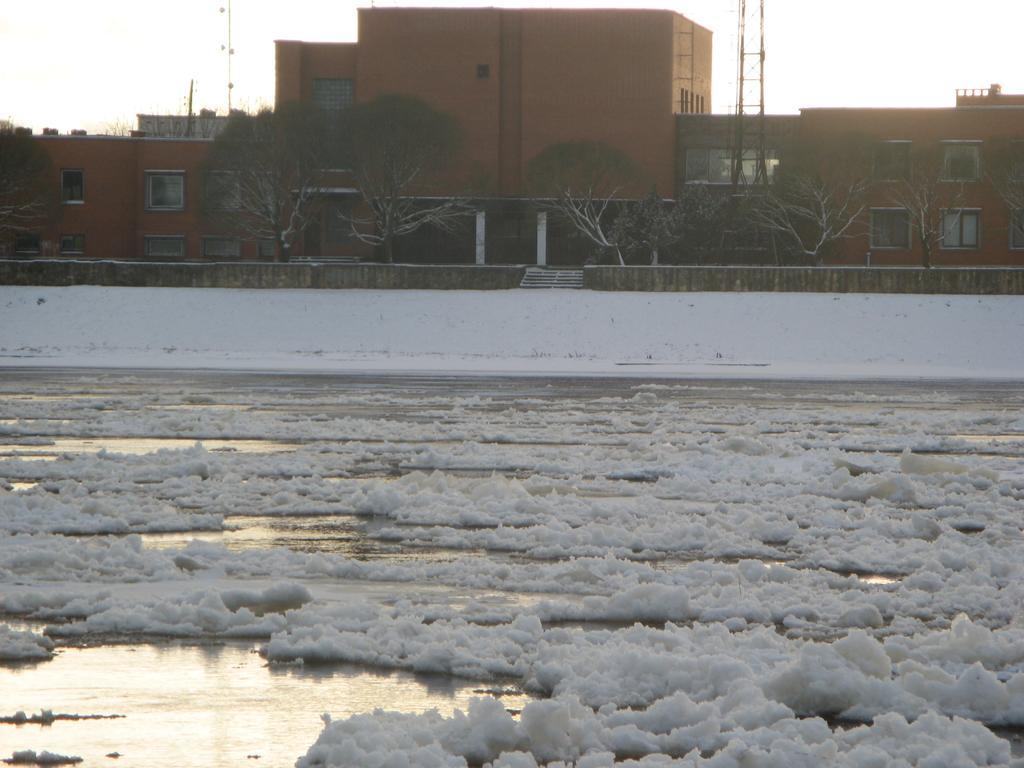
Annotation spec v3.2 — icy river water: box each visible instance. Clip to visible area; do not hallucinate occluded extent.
[2,369,1023,767]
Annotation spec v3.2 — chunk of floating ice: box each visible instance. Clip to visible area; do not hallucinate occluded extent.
[900,449,998,480]
[0,625,54,662]
[3,751,83,766]
[837,605,885,629]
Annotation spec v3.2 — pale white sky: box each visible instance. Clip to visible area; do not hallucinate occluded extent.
[3,0,1023,133]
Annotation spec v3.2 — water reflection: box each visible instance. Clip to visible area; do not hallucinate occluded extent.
[1,642,531,768]
[140,515,492,563]
[0,437,299,461]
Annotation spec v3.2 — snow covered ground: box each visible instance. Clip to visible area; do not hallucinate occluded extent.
[2,285,1023,378]
[2,370,1023,766]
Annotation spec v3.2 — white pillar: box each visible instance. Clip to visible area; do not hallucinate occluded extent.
[475,210,486,265]
[536,211,547,266]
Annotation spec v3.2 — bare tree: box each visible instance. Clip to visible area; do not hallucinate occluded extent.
[891,145,969,268]
[527,141,642,265]
[610,187,725,265]
[986,139,1024,246]
[749,135,871,266]
[342,94,472,263]
[0,126,54,246]
[101,118,135,137]
[203,104,332,262]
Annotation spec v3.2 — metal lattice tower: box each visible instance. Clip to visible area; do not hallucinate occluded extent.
[731,0,768,188]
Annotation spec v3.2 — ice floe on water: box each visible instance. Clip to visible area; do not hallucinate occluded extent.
[0,625,54,662]
[2,751,82,766]
[1,372,1023,766]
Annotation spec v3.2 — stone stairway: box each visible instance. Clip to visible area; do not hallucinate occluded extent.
[291,256,362,264]
[519,267,584,289]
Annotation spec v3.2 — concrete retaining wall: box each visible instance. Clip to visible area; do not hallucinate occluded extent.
[2,260,1023,294]
[0,260,526,290]
[583,266,1024,294]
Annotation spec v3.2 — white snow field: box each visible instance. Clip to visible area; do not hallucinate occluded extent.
[1,369,1023,767]
[1,285,1023,378]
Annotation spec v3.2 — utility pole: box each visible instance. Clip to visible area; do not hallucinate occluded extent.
[220,2,234,113]
[186,80,195,138]
[731,0,768,189]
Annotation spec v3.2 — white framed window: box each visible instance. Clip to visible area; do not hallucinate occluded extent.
[61,169,84,203]
[202,237,240,259]
[143,235,185,259]
[685,148,778,184]
[874,141,910,181]
[870,208,911,249]
[941,209,980,249]
[1010,209,1024,250]
[941,141,981,181]
[145,171,185,210]
[60,234,85,254]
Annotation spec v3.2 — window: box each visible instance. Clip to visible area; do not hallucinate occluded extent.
[60,234,85,254]
[146,172,185,210]
[204,171,240,210]
[1011,210,1024,249]
[61,169,84,203]
[202,237,240,259]
[476,64,490,79]
[143,236,185,259]
[685,148,779,184]
[870,209,911,249]
[941,209,980,249]
[874,141,910,181]
[1010,142,1024,182]
[680,91,705,114]
[942,142,981,181]
[258,239,277,258]
[312,78,354,111]
[14,233,40,254]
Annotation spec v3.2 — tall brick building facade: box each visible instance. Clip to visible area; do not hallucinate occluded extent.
[277,7,711,198]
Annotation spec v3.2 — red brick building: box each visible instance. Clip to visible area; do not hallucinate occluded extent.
[277,7,711,198]
[276,6,712,264]
[7,7,1024,268]
[800,100,1024,267]
[10,135,276,262]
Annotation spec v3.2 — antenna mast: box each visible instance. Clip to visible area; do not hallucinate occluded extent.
[732,0,767,188]
[220,2,235,113]
[186,79,195,137]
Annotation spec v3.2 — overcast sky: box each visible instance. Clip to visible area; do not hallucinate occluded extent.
[3,0,1023,133]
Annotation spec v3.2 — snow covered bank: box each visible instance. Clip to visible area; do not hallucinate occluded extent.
[2,286,1023,378]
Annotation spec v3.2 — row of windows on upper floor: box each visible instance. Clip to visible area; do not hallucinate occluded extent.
[869,208,1024,250]
[684,141,1024,185]
[13,233,277,259]
[61,169,269,212]
[60,170,190,210]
